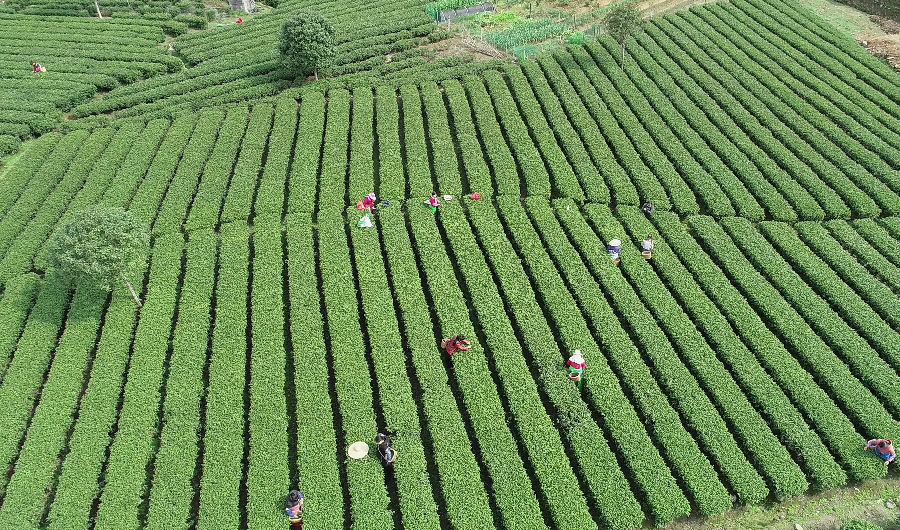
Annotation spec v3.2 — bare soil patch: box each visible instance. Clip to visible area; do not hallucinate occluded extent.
[428,33,511,61]
[858,33,900,70]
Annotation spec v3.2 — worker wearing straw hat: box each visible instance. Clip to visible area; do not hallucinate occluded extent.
[641,235,654,260]
[607,239,621,264]
[567,350,585,390]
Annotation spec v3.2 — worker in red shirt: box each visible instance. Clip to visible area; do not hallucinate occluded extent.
[567,350,585,389]
[865,438,896,465]
[440,334,470,356]
[284,490,304,530]
[362,192,376,212]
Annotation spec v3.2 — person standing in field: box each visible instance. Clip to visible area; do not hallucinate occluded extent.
[567,350,585,389]
[426,193,439,214]
[362,192,376,212]
[865,438,895,465]
[375,432,397,466]
[641,201,654,215]
[285,490,304,530]
[441,334,470,357]
[640,235,654,259]
[607,239,621,264]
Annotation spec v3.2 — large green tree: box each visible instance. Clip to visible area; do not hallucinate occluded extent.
[46,206,150,306]
[604,1,645,68]
[277,11,336,81]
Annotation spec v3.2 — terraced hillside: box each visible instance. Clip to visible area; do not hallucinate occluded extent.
[68,0,506,124]
[0,0,897,528]
[0,14,178,154]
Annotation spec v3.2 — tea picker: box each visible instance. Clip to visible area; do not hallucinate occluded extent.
[375,432,398,466]
[425,193,440,213]
[440,334,471,357]
[640,235,654,260]
[567,350,585,390]
[284,490,304,530]
[607,239,621,265]
[864,438,895,466]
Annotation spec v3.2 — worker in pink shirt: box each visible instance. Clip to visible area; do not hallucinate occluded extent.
[865,438,895,465]
[567,350,585,390]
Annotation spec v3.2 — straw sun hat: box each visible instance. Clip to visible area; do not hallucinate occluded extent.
[347,441,369,460]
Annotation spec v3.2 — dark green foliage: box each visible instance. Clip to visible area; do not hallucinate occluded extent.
[278,11,336,78]
[604,1,645,66]
[46,205,149,303]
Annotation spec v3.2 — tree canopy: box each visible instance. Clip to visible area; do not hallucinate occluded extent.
[277,11,336,80]
[604,1,645,67]
[46,206,150,306]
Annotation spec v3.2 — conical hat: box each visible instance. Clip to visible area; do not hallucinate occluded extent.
[348,441,369,459]
[609,239,621,247]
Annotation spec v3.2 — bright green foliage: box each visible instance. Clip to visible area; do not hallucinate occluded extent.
[46,258,149,529]
[152,108,226,234]
[689,216,900,444]
[317,211,393,529]
[220,104,273,222]
[349,211,442,529]
[0,0,898,528]
[195,222,248,530]
[399,84,433,198]
[564,48,698,213]
[378,206,496,530]
[0,273,70,501]
[92,234,183,530]
[288,92,325,214]
[247,218,291,529]
[285,216,344,529]
[0,134,20,156]
[278,11,336,78]
[722,217,900,415]
[442,201,594,528]
[486,18,569,50]
[0,273,40,375]
[652,212,884,482]
[0,13,174,148]
[255,97,299,217]
[347,88,375,202]
[617,207,846,491]
[145,229,217,530]
[407,203,547,529]
[462,75,520,197]
[0,281,105,529]
[421,82,462,196]
[46,205,149,305]
[185,106,250,231]
[604,1,644,66]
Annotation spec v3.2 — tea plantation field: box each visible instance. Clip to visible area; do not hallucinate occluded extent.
[0,0,897,528]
